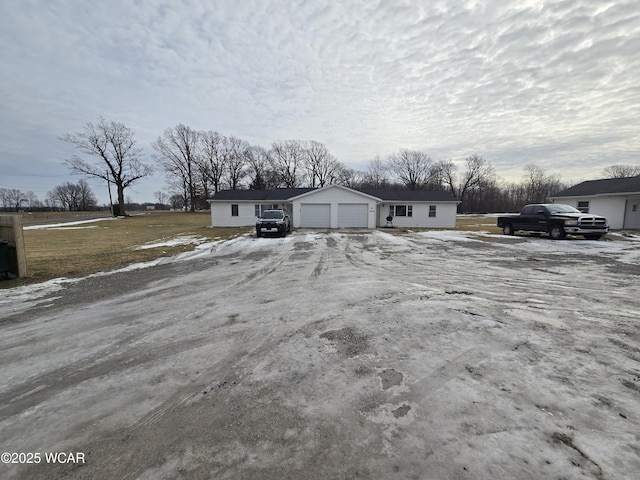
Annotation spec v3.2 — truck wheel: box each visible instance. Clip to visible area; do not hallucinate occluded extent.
[256,230,262,238]
[503,224,514,236]
[584,234,602,240]
[549,225,566,240]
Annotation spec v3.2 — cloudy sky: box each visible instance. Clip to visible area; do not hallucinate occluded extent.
[1,0,639,204]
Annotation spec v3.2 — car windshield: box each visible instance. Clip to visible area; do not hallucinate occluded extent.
[261,211,283,219]
[547,205,581,214]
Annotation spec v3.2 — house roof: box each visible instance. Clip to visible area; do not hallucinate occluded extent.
[357,188,457,202]
[210,186,458,202]
[551,175,640,198]
[210,188,314,201]
[288,184,384,202]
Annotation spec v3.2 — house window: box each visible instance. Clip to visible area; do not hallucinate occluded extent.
[429,205,437,217]
[255,204,278,216]
[577,201,589,213]
[231,204,239,217]
[389,205,413,217]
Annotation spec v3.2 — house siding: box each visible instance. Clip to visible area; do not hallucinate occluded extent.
[208,186,459,229]
[210,201,292,227]
[377,202,458,228]
[551,196,629,229]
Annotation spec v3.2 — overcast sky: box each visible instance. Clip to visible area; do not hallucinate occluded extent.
[1,0,639,205]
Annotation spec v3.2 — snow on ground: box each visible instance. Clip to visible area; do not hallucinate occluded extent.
[135,235,207,250]
[1,229,639,479]
[23,217,117,230]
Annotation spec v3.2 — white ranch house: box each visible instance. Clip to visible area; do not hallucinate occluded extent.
[549,175,640,230]
[208,185,459,229]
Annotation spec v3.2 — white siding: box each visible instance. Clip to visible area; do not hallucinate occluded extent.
[377,203,458,228]
[553,196,629,229]
[210,202,257,227]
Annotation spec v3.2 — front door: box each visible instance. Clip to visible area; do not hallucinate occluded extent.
[623,199,640,229]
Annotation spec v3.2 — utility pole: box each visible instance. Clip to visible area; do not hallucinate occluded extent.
[106,170,115,216]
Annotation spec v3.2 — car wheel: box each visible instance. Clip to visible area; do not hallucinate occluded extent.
[256,230,261,238]
[549,225,566,240]
[281,228,286,237]
[503,224,514,236]
[584,234,602,240]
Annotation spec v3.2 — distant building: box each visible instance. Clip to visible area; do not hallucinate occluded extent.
[550,176,640,229]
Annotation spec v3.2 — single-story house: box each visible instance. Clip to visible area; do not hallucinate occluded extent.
[549,175,640,229]
[208,184,459,229]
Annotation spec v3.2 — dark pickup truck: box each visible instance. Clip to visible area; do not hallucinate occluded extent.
[497,204,609,240]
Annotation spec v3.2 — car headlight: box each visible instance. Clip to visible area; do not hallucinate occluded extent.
[564,219,578,226]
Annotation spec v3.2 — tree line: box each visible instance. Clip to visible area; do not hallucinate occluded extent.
[3,117,639,213]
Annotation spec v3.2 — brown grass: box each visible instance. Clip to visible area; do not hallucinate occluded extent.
[2,211,250,288]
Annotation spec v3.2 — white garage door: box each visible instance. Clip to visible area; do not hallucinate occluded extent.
[338,203,368,228]
[301,203,331,228]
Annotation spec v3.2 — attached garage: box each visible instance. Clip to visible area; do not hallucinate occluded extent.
[291,186,379,229]
[338,203,368,228]
[209,184,459,229]
[300,204,331,228]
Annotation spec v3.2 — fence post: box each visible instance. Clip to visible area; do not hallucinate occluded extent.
[0,215,28,278]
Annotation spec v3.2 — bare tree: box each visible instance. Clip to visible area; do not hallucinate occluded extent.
[224,136,250,190]
[303,140,342,187]
[522,164,564,203]
[0,188,27,211]
[24,191,41,210]
[333,167,365,188]
[438,155,495,212]
[152,124,200,212]
[362,155,390,188]
[388,149,435,190]
[246,145,279,190]
[49,180,97,211]
[270,140,305,187]
[154,191,168,205]
[601,164,640,178]
[60,118,152,216]
[198,130,227,195]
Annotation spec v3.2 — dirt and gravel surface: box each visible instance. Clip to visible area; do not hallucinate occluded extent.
[1,230,639,479]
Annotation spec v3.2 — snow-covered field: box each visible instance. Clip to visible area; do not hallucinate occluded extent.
[1,229,639,479]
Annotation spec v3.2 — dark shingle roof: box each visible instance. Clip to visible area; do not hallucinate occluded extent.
[552,176,640,197]
[356,188,457,202]
[210,186,457,202]
[210,188,314,201]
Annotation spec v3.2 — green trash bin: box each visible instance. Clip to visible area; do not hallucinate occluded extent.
[0,241,9,279]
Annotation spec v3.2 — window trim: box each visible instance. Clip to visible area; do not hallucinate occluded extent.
[577,201,590,213]
[389,204,413,217]
[231,204,239,217]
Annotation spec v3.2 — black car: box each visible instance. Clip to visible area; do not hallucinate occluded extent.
[256,209,291,237]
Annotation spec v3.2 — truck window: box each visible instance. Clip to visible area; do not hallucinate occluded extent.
[522,206,534,215]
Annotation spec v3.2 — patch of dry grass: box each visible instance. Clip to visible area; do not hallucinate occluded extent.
[2,211,250,287]
[387,215,503,235]
[454,215,502,234]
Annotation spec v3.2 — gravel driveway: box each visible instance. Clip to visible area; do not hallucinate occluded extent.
[1,230,639,479]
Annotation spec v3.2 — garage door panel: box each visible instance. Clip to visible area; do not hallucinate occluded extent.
[301,204,331,228]
[338,203,368,228]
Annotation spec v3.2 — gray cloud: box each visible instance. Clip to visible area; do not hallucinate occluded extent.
[1,0,639,203]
